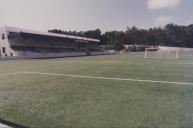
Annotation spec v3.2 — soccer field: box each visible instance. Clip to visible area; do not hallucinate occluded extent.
[0,53,193,128]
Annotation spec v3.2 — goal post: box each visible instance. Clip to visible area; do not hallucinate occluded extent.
[144,47,179,59]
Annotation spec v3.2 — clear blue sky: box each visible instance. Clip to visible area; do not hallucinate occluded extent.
[0,0,192,32]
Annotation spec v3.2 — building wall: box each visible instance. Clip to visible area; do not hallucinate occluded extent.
[159,46,193,52]
[0,27,15,57]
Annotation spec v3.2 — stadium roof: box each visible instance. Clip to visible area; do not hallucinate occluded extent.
[4,26,100,42]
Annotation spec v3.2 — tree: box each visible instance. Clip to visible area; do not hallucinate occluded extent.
[49,23,193,50]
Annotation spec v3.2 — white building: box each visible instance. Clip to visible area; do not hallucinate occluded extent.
[0,26,106,59]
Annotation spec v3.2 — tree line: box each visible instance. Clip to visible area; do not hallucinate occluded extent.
[49,23,193,50]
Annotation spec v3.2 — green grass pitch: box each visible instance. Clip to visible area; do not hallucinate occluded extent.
[0,52,193,128]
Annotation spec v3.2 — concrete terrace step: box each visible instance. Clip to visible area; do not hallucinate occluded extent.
[0,123,12,128]
[0,118,28,128]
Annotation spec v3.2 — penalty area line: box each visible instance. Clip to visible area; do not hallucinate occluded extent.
[22,71,193,86]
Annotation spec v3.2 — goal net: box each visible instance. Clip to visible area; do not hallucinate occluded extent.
[144,48,179,59]
[178,48,193,59]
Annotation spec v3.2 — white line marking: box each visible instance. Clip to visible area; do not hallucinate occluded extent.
[18,59,193,65]
[60,60,193,65]
[22,71,193,86]
[62,60,141,63]
[166,62,193,65]
[0,72,24,77]
[1,71,193,86]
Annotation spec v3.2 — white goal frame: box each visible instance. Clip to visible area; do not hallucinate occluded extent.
[144,48,179,59]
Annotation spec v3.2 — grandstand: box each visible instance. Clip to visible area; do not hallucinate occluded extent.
[0,26,108,59]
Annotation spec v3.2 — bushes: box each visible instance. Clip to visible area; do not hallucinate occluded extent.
[114,41,125,51]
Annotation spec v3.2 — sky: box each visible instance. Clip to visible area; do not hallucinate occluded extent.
[0,0,192,32]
